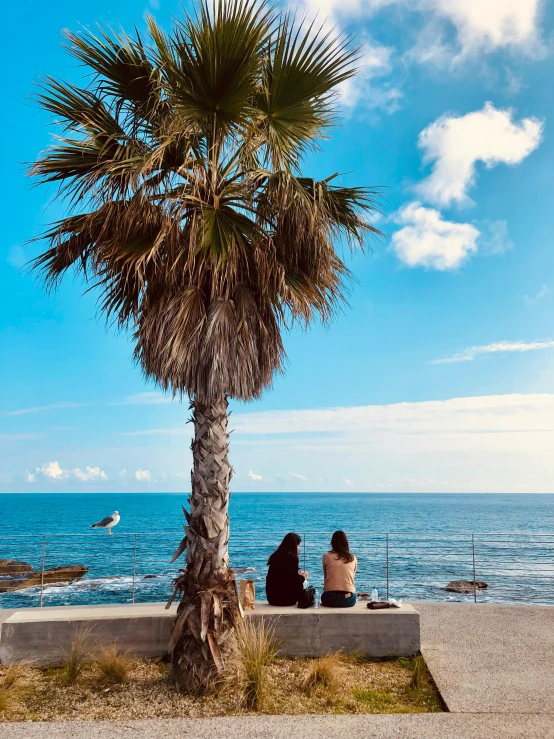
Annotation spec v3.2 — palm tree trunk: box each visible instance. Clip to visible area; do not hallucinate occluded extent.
[168,395,240,693]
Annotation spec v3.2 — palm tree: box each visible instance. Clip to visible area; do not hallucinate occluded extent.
[30,0,381,692]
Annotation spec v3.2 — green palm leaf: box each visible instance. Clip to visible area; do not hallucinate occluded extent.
[30,0,381,400]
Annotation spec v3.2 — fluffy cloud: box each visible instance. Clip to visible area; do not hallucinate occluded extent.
[338,39,402,114]
[477,220,514,255]
[391,202,479,270]
[417,103,543,207]
[294,1,401,115]
[73,466,108,482]
[248,470,263,481]
[36,461,66,480]
[427,0,542,58]
[433,340,554,364]
[297,0,543,62]
[289,472,308,481]
[27,461,108,483]
[135,468,152,482]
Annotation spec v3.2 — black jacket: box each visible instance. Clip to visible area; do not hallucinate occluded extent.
[266,555,305,606]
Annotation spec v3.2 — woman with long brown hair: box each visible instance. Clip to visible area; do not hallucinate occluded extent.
[321,530,357,608]
[266,532,308,606]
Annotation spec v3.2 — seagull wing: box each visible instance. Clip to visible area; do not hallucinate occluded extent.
[92,515,114,528]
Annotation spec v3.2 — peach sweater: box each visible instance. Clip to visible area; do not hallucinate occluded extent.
[322,552,357,593]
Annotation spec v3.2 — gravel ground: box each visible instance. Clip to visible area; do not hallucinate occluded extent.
[0,654,440,722]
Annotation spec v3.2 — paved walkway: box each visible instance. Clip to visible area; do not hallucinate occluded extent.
[1,714,553,739]
[416,602,554,714]
[1,602,553,737]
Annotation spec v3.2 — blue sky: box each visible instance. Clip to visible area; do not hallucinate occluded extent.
[2,0,554,493]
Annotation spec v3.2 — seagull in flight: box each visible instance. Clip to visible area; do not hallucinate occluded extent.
[91,511,120,535]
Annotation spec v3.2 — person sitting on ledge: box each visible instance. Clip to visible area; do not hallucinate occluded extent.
[321,530,357,608]
[266,532,308,606]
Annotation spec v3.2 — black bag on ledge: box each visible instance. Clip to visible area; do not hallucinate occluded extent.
[297,585,316,609]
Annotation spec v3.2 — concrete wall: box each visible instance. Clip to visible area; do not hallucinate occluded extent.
[0,601,419,665]
[257,602,420,658]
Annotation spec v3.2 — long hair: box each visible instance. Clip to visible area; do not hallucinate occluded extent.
[330,530,354,563]
[268,532,301,567]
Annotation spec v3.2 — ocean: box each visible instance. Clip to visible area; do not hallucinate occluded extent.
[1,493,553,609]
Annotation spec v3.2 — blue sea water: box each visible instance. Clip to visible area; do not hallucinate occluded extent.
[1,493,553,609]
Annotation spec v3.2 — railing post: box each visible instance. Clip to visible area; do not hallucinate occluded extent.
[386,533,390,600]
[39,535,46,607]
[132,533,137,604]
[303,533,306,574]
[472,534,477,603]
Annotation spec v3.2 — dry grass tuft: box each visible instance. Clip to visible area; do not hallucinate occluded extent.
[96,645,131,685]
[304,654,341,695]
[60,625,95,686]
[0,667,29,715]
[232,618,279,710]
[410,655,426,691]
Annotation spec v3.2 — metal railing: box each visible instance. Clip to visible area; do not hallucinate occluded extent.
[0,530,553,608]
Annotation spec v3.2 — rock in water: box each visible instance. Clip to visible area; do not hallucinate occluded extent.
[445,580,488,593]
[0,559,34,576]
[0,565,88,592]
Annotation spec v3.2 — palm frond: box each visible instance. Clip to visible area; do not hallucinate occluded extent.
[29,0,382,401]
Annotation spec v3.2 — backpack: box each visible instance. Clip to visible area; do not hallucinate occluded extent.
[297,585,316,609]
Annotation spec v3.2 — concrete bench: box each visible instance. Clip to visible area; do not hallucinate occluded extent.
[0,601,420,665]
[255,601,420,658]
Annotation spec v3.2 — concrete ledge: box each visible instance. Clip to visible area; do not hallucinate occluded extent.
[256,601,420,658]
[0,601,419,665]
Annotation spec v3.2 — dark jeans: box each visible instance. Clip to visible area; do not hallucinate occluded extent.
[321,590,357,608]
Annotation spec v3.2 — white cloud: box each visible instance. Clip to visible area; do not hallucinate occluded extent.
[135,468,152,482]
[301,0,543,62]
[391,202,479,270]
[338,39,402,115]
[28,461,108,483]
[73,466,108,482]
[229,394,554,492]
[36,461,67,480]
[342,478,352,485]
[0,402,84,417]
[417,103,543,207]
[477,220,514,255]
[289,472,308,481]
[233,394,554,436]
[248,470,263,481]
[525,285,549,304]
[428,0,542,58]
[295,1,401,115]
[117,392,174,405]
[433,340,554,364]
[122,427,187,436]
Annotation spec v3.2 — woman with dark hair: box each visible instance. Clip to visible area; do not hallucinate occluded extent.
[266,532,308,606]
[321,530,357,608]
